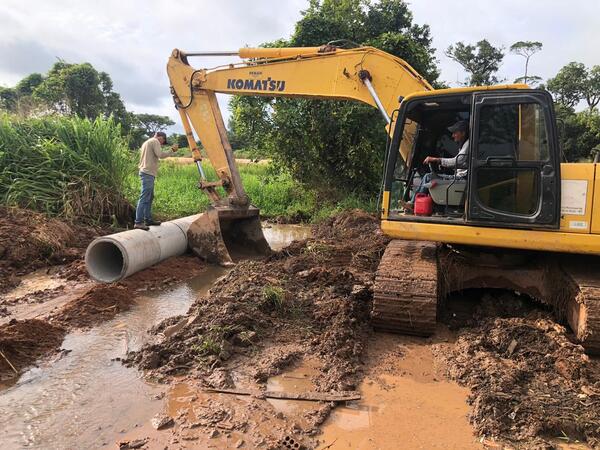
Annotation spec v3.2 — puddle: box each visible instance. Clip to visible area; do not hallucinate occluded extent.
[266,358,321,415]
[262,223,312,251]
[0,224,309,449]
[2,267,66,301]
[317,335,481,450]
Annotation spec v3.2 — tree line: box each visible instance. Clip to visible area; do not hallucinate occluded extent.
[0,61,180,149]
[1,0,599,194]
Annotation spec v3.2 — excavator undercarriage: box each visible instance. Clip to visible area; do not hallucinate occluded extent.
[373,240,600,354]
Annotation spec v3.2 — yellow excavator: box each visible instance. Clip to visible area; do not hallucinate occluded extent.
[167,44,600,354]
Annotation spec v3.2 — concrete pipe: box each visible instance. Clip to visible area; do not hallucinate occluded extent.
[85,214,201,283]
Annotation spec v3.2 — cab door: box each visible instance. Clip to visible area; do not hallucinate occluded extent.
[467,90,560,228]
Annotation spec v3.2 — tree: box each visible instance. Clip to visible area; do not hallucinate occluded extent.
[228,0,440,197]
[15,73,44,97]
[547,62,587,109]
[32,61,128,121]
[584,65,600,111]
[445,39,504,86]
[132,113,175,137]
[514,75,543,87]
[555,105,600,161]
[169,133,189,149]
[510,41,542,85]
[228,96,272,152]
[0,87,17,112]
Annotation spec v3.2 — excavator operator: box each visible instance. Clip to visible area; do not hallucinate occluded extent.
[408,119,470,205]
[423,119,470,177]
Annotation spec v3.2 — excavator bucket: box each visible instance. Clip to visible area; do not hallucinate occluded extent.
[187,205,271,266]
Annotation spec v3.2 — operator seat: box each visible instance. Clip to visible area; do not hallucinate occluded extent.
[429,178,466,206]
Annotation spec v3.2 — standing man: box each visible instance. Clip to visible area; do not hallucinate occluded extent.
[135,131,178,230]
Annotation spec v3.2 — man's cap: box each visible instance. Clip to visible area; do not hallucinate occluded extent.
[448,120,468,133]
[155,131,168,143]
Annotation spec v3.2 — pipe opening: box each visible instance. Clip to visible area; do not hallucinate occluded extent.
[86,240,125,283]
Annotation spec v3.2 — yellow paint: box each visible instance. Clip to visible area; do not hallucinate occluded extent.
[167,45,434,202]
[403,83,529,102]
[381,191,390,219]
[592,164,600,234]
[381,220,600,255]
[560,163,595,233]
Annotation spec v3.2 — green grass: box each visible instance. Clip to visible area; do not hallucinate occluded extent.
[0,114,134,223]
[126,161,375,222]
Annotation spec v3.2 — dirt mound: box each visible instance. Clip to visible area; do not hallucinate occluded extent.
[51,285,135,329]
[118,255,206,291]
[128,210,389,393]
[439,312,600,447]
[0,318,66,381]
[0,206,104,293]
[49,255,207,329]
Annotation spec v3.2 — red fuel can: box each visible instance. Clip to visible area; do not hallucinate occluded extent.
[414,193,433,216]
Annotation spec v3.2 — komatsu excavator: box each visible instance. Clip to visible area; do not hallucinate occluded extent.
[167,44,600,354]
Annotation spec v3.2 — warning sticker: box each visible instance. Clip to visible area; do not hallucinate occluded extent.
[561,180,588,216]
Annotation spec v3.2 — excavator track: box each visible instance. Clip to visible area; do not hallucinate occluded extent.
[561,259,600,355]
[372,240,438,335]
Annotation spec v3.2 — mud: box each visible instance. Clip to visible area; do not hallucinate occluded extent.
[121,211,387,446]
[0,318,65,384]
[0,254,207,382]
[0,206,104,294]
[127,210,388,392]
[3,206,600,448]
[436,298,600,447]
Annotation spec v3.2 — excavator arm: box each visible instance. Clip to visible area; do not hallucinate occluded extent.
[166,45,430,265]
[167,45,431,205]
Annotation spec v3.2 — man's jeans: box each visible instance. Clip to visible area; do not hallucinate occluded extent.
[135,172,155,224]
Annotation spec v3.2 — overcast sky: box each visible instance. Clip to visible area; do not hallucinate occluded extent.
[1,0,598,133]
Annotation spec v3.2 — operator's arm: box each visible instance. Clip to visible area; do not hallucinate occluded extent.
[440,139,469,169]
[152,140,176,159]
[424,140,469,168]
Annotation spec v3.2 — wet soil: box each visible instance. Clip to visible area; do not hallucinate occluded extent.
[127,210,388,392]
[438,313,600,446]
[0,206,105,294]
[2,207,600,448]
[0,318,66,382]
[126,213,600,449]
[0,254,207,382]
[123,210,389,446]
[318,332,480,449]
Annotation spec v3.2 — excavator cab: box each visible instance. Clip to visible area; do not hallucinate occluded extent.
[385,88,561,229]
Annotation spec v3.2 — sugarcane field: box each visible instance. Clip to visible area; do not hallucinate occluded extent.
[1,1,600,449]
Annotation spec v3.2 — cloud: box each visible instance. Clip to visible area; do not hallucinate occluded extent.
[0,0,305,125]
[409,0,600,86]
[0,39,58,77]
[0,0,598,130]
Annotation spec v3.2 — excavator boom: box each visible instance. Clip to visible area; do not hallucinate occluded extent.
[167,45,431,264]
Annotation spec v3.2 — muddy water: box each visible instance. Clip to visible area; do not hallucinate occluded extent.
[0,223,310,449]
[317,333,481,450]
[263,223,312,250]
[2,267,66,301]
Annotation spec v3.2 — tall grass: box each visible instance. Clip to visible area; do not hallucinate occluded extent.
[126,161,375,222]
[0,114,134,223]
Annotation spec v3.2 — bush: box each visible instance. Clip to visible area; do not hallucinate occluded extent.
[0,114,134,223]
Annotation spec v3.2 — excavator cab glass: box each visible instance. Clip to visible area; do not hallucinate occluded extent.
[384,89,560,228]
[386,94,471,219]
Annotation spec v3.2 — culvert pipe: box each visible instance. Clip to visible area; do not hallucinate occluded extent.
[85,214,201,283]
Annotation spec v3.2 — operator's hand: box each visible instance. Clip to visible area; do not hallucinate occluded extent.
[423,156,440,165]
[171,144,179,152]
